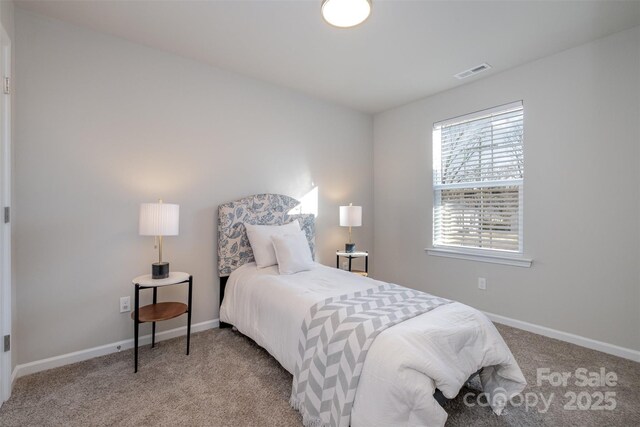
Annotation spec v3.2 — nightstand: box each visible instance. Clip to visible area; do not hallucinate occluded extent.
[336,251,369,277]
[131,272,193,373]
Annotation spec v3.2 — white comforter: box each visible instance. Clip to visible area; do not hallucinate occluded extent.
[220,263,526,426]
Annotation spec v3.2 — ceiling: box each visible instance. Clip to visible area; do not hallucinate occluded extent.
[15,0,640,114]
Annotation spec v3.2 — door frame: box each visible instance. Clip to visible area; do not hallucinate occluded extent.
[0,22,12,404]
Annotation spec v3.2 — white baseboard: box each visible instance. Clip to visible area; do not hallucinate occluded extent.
[11,314,639,382]
[13,319,219,380]
[484,311,640,363]
[10,365,17,387]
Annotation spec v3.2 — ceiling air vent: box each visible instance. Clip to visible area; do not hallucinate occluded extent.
[454,63,492,80]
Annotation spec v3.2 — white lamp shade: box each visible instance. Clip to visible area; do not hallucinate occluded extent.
[139,203,179,236]
[322,0,371,28]
[340,205,362,227]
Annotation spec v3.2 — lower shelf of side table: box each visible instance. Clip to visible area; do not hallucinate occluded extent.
[131,302,188,323]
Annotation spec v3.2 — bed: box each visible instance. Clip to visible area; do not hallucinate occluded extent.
[218,193,526,427]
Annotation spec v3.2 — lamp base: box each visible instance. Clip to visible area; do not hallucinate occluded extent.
[152,262,170,279]
[345,243,356,253]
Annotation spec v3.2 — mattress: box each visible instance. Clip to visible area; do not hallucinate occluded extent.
[220,262,526,426]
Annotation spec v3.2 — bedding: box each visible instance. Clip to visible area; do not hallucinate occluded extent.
[291,283,452,427]
[220,262,527,427]
[245,220,301,268]
[271,231,314,275]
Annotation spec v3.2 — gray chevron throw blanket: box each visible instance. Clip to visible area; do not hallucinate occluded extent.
[290,283,452,427]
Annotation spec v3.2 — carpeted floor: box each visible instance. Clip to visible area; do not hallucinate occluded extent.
[1,324,639,426]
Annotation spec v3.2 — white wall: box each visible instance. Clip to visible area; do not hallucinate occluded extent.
[373,26,640,352]
[15,10,373,364]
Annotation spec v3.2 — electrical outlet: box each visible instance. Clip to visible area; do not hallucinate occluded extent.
[120,296,131,313]
[478,278,487,290]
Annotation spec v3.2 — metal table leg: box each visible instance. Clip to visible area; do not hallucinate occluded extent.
[134,284,140,373]
[151,287,157,348]
[187,276,193,355]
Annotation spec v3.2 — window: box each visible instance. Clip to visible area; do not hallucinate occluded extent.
[431,101,525,259]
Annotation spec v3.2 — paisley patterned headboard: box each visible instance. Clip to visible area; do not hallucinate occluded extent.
[217,193,315,277]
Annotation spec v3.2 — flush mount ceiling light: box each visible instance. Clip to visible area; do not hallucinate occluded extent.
[322,0,371,28]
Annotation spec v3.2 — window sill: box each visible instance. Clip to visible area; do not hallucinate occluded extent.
[425,247,532,268]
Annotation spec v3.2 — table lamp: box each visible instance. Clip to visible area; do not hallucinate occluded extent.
[340,203,362,253]
[139,200,179,279]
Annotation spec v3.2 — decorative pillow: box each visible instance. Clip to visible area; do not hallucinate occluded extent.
[271,231,315,275]
[245,221,301,268]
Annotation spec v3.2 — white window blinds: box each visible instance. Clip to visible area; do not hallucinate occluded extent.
[433,101,524,253]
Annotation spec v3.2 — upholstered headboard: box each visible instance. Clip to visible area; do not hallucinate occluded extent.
[217,193,315,277]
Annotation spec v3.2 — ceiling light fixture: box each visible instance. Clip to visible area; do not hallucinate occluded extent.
[322,0,371,28]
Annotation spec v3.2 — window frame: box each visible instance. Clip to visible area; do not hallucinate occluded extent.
[427,101,532,267]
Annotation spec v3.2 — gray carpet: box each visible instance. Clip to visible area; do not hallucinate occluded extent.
[1,324,639,426]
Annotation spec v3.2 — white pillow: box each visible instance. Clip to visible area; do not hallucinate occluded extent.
[271,231,315,275]
[245,221,301,268]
